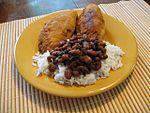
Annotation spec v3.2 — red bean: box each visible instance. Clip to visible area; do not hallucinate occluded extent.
[77,39,83,43]
[59,40,66,46]
[97,51,102,57]
[48,64,56,72]
[70,37,75,41]
[72,70,80,77]
[48,55,56,59]
[72,43,81,49]
[62,54,69,60]
[69,49,81,55]
[102,54,108,59]
[66,47,72,52]
[47,56,52,62]
[97,45,104,50]
[80,55,92,63]
[101,48,106,53]
[57,58,63,64]
[77,66,90,75]
[94,57,100,61]
[61,44,68,50]
[94,62,101,70]
[86,50,97,56]
[90,37,96,42]
[98,42,106,47]
[64,68,72,79]
[51,51,60,56]
[69,41,74,44]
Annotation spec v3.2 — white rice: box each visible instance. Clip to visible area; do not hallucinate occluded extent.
[32,51,50,76]
[32,41,124,85]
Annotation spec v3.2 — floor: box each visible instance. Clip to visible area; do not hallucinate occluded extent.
[0,0,149,23]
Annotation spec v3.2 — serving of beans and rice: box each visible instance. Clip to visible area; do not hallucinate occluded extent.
[48,34,107,79]
[32,33,124,86]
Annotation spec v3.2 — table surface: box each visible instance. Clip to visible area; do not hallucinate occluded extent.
[0,0,150,113]
[0,0,149,23]
[0,0,119,23]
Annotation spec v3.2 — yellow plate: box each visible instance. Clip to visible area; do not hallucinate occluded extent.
[14,10,137,97]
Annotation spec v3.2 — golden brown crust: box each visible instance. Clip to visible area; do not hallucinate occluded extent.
[76,4,105,38]
[38,4,105,53]
[39,11,77,53]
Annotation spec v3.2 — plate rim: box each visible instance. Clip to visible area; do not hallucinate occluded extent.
[14,9,138,97]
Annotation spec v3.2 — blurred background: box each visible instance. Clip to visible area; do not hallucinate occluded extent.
[0,0,149,23]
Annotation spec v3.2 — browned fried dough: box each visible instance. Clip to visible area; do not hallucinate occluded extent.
[76,4,105,38]
[39,11,77,53]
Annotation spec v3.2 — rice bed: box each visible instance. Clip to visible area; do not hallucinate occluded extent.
[32,42,124,86]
